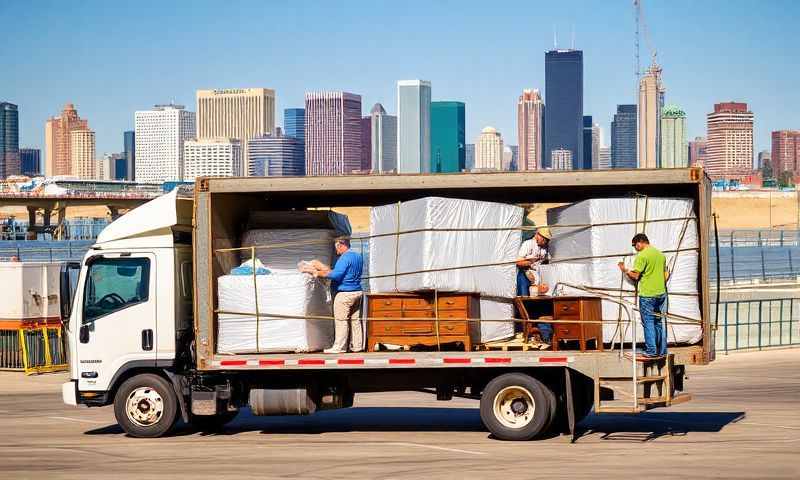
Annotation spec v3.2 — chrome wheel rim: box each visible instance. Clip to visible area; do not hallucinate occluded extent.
[126,386,164,427]
[493,386,535,429]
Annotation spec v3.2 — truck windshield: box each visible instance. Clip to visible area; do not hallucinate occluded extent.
[83,257,150,323]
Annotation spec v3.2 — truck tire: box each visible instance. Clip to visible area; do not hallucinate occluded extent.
[114,374,178,438]
[480,373,554,441]
[189,411,239,432]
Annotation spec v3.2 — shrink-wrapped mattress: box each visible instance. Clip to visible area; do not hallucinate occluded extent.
[543,197,702,345]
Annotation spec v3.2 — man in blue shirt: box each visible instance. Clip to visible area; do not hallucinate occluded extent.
[314,236,364,353]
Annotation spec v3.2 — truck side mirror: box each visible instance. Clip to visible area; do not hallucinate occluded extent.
[60,262,81,325]
[79,324,90,343]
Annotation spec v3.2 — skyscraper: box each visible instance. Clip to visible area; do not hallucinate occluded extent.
[771,130,800,175]
[370,103,398,173]
[430,101,465,173]
[111,153,127,180]
[551,149,573,170]
[517,89,545,170]
[123,131,135,180]
[70,129,96,179]
[20,148,40,176]
[0,102,20,178]
[184,138,243,180]
[544,50,583,169]
[757,150,771,171]
[304,91,362,176]
[361,116,372,172]
[660,105,688,168]
[611,104,637,169]
[134,104,196,183]
[598,146,611,169]
[582,116,594,170]
[688,137,707,167]
[248,128,305,177]
[591,122,601,169]
[397,80,431,173]
[475,126,503,170]
[44,103,88,177]
[706,102,753,178]
[284,108,305,141]
[196,88,276,175]
[638,63,664,168]
[465,144,475,171]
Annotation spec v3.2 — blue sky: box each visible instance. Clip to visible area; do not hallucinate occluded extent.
[2,0,797,157]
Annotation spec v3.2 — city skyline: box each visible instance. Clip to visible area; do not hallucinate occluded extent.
[2,1,796,160]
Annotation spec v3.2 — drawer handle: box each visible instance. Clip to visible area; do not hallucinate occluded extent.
[444,325,454,331]
[445,300,455,305]
[384,300,392,305]
[561,305,570,311]
[384,327,392,332]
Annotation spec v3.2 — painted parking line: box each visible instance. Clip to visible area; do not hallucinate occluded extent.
[386,442,487,456]
[47,416,106,424]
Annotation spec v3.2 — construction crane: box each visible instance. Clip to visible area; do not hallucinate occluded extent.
[634,0,658,82]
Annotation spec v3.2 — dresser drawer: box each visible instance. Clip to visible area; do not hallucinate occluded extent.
[370,321,434,336]
[402,309,435,319]
[554,300,581,319]
[554,322,582,338]
[438,321,468,335]
[402,297,433,309]
[369,309,402,319]
[436,309,470,320]
[437,295,469,311]
[369,296,403,311]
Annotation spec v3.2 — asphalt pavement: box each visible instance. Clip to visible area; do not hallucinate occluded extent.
[1,348,798,479]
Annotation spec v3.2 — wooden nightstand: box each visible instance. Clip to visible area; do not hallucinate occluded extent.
[515,296,603,352]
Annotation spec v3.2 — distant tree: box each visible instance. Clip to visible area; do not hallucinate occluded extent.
[777,170,794,188]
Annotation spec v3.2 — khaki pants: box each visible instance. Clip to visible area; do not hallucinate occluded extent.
[331,291,363,352]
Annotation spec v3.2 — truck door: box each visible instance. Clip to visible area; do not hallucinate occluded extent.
[77,253,157,392]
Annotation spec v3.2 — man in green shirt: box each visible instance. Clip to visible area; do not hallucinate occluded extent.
[618,233,669,358]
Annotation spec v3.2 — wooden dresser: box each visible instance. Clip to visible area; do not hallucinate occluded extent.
[366,292,479,352]
[516,296,603,352]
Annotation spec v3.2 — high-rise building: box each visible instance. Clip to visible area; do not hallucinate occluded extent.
[134,104,196,183]
[757,150,771,171]
[397,80,431,173]
[305,91,362,176]
[70,129,96,179]
[660,105,688,168]
[430,101,465,173]
[598,146,611,169]
[196,88,276,175]
[360,116,372,172]
[183,138,243,180]
[97,153,119,181]
[45,103,88,177]
[688,137,707,167]
[20,148,40,176]
[551,148,573,170]
[611,104,637,169]
[771,130,800,175]
[248,128,305,177]
[284,108,305,141]
[111,153,127,180]
[465,144,475,171]
[475,126,503,170]
[517,89,545,170]
[582,116,594,170]
[545,49,583,169]
[638,63,664,168]
[509,145,519,171]
[706,102,753,178]
[123,131,135,181]
[591,123,601,169]
[0,102,20,178]
[369,103,398,173]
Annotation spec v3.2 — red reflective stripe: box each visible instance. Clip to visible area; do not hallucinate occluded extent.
[539,357,568,363]
[338,359,365,365]
[298,359,325,366]
[388,358,416,365]
[220,360,247,366]
[443,358,471,364]
[259,359,285,366]
[484,357,512,363]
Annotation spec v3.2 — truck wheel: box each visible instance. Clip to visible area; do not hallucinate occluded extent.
[190,411,239,432]
[480,373,553,441]
[114,374,178,438]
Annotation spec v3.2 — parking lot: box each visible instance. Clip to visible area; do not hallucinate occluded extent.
[1,348,798,479]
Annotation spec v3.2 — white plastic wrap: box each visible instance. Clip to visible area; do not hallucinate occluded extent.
[242,229,337,270]
[369,197,523,298]
[545,198,702,345]
[475,298,515,343]
[217,270,333,353]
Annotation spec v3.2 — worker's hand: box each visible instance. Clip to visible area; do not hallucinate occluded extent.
[516,258,532,268]
[617,262,626,272]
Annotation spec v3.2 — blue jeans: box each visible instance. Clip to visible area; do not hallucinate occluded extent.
[639,294,668,356]
[517,268,552,343]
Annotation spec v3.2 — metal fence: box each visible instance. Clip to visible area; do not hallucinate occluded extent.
[0,240,93,262]
[713,298,800,353]
[712,229,800,284]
